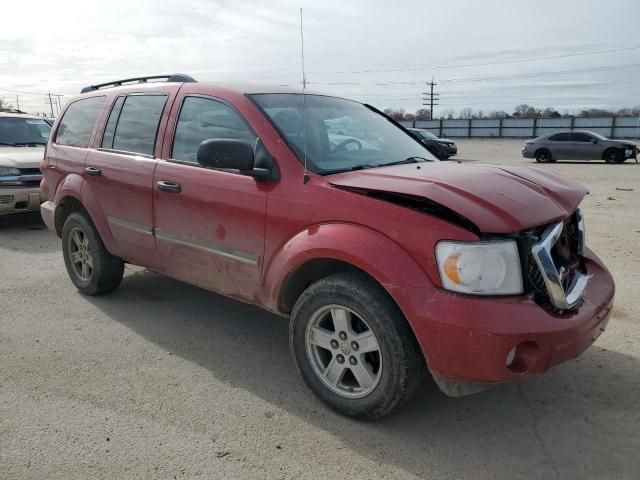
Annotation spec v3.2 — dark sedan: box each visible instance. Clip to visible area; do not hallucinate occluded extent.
[407,128,457,159]
[522,130,639,164]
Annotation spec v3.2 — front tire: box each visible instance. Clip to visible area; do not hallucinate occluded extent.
[62,212,124,295]
[604,149,624,164]
[290,271,424,419]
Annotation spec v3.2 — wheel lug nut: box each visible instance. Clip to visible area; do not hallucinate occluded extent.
[351,341,359,351]
[338,331,347,341]
[330,339,339,349]
[349,356,357,365]
[336,354,345,364]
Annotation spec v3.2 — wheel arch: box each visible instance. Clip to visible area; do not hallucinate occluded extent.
[263,223,433,317]
[602,147,623,161]
[535,147,552,160]
[51,176,120,256]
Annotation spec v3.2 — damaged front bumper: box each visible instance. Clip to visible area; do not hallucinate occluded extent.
[392,247,614,397]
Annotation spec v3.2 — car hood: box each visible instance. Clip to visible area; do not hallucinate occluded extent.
[328,162,587,233]
[606,139,638,148]
[0,146,45,169]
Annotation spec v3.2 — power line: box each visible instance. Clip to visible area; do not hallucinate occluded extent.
[314,45,640,76]
[255,45,640,80]
[306,62,640,86]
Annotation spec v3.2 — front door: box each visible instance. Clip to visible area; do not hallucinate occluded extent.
[570,132,599,160]
[84,93,170,269]
[153,95,267,301]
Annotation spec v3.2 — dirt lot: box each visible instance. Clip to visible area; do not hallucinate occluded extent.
[1,139,639,480]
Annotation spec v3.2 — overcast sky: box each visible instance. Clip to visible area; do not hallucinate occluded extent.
[1,0,639,116]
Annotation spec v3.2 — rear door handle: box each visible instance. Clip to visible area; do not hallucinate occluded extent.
[156,180,181,193]
[85,166,102,177]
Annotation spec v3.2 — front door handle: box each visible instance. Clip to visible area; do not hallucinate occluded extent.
[156,180,181,193]
[85,166,102,177]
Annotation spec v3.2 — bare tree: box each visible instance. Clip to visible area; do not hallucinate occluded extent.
[441,108,456,120]
[383,108,407,121]
[488,110,509,119]
[459,107,474,119]
[414,108,431,120]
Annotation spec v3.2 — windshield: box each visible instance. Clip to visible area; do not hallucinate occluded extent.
[416,130,438,140]
[0,117,51,146]
[251,94,437,174]
[589,131,608,140]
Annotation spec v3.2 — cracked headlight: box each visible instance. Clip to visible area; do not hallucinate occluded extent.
[435,240,523,295]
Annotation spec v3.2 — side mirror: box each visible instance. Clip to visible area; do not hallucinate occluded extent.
[197,139,255,171]
[591,138,599,144]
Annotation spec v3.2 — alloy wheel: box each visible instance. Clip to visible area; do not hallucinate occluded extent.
[68,227,93,281]
[305,305,382,399]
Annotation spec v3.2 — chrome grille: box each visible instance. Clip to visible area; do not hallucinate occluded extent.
[531,211,588,311]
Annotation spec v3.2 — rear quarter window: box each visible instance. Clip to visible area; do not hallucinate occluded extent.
[55,96,105,147]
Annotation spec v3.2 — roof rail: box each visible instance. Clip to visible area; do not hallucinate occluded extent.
[80,73,196,94]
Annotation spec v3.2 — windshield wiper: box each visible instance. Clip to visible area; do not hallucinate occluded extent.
[0,142,15,146]
[12,142,47,146]
[383,156,431,166]
[321,164,377,175]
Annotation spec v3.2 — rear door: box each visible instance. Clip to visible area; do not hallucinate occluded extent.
[84,91,173,269]
[153,94,268,301]
[547,132,572,159]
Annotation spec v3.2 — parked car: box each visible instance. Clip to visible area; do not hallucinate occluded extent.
[0,112,50,215]
[407,127,457,159]
[40,74,614,419]
[522,130,639,163]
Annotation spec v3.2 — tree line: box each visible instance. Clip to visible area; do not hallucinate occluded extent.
[383,104,640,121]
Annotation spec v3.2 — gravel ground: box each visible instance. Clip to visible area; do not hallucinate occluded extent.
[1,139,639,480]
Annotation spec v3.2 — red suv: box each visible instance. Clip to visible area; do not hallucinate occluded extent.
[40,74,615,418]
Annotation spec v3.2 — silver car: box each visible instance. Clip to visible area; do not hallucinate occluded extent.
[522,130,639,164]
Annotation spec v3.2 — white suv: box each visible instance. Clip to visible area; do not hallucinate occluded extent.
[0,111,50,215]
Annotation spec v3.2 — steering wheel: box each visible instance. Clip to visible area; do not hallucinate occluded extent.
[333,138,362,153]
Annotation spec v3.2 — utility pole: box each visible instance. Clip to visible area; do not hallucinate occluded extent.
[16,95,20,111]
[46,93,55,117]
[54,94,64,114]
[422,77,439,120]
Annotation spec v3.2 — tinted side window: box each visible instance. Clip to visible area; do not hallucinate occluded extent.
[572,133,593,142]
[56,96,105,147]
[101,96,126,149]
[111,95,167,156]
[172,96,257,163]
[549,133,570,141]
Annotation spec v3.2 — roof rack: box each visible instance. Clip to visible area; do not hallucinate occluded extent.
[80,73,196,94]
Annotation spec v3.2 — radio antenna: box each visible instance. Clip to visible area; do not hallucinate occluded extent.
[300,7,309,183]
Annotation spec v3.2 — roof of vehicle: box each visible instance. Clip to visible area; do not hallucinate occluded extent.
[77,73,325,98]
[0,111,49,120]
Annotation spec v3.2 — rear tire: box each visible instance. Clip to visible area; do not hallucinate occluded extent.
[289,271,424,419]
[62,212,124,295]
[604,149,624,164]
[535,149,554,163]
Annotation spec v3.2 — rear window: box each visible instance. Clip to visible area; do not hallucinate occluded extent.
[105,94,167,156]
[549,132,570,141]
[56,96,105,147]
